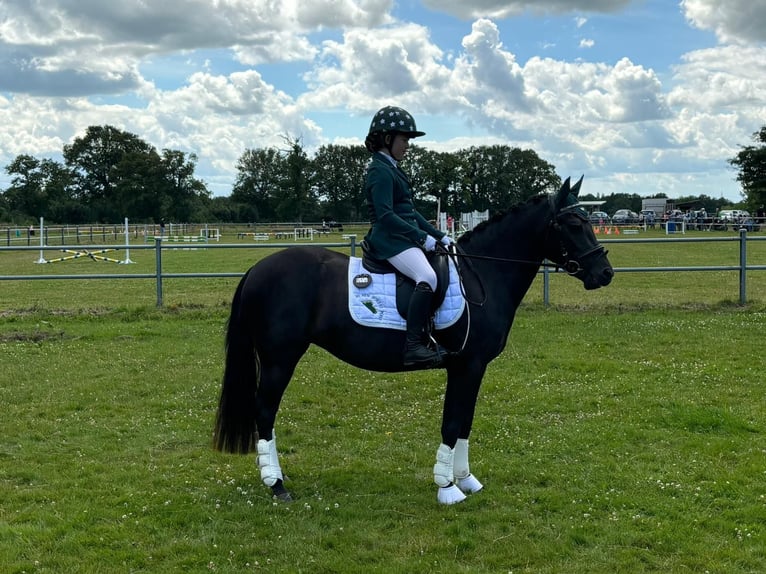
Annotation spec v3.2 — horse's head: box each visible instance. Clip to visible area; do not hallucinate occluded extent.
[545,176,614,290]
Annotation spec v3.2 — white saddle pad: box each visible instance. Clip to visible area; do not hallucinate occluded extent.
[347,256,465,331]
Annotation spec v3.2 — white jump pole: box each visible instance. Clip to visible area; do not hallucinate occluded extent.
[120,217,134,264]
[34,216,47,264]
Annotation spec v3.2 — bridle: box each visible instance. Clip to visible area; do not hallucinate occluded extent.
[443,203,607,275]
[432,191,609,353]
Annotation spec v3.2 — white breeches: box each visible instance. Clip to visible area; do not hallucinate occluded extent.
[387,247,438,291]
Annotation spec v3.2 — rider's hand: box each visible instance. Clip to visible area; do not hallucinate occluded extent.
[423,235,437,251]
[440,236,452,247]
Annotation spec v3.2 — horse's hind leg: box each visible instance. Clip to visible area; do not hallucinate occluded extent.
[254,351,306,502]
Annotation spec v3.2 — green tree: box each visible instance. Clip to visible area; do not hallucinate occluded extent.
[3,155,78,222]
[459,145,560,212]
[4,155,50,218]
[405,146,465,221]
[231,147,284,221]
[206,195,240,222]
[63,125,155,221]
[159,150,210,222]
[110,149,164,221]
[312,144,369,221]
[729,126,766,209]
[277,136,316,222]
[62,125,209,222]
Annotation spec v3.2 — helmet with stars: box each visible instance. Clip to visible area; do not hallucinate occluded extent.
[367,106,425,138]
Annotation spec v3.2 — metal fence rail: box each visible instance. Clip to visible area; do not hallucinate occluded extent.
[2,232,765,306]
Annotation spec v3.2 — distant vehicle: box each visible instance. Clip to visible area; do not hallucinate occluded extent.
[612,209,639,224]
[718,209,749,222]
[639,209,656,222]
[588,211,610,224]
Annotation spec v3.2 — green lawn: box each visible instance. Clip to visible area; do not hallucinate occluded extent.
[1,230,765,573]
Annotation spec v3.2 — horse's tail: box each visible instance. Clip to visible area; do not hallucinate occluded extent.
[213,268,259,454]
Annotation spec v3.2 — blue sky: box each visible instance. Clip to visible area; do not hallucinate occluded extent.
[1,0,765,202]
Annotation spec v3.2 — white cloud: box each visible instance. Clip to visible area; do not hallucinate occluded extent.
[0,0,394,94]
[682,0,766,44]
[453,19,528,113]
[295,14,689,191]
[0,1,763,201]
[668,45,766,112]
[420,0,632,20]
[300,23,450,113]
[579,38,595,48]
[233,33,318,66]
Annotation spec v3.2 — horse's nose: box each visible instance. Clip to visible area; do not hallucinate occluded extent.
[601,267,614,285]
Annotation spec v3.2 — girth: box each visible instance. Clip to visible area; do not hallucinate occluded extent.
[360,241,450,318]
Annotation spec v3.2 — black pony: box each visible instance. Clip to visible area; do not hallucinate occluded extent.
[214,177,614,504]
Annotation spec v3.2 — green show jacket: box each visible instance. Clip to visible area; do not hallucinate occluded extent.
[363,152,444,260]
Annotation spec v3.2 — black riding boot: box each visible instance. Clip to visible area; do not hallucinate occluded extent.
[403,282,444,368]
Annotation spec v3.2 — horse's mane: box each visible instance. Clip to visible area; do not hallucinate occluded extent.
[457,193,548,246]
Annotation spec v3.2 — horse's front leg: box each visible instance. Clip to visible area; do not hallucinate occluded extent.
[454,438,484,494]
[433,362,487,504]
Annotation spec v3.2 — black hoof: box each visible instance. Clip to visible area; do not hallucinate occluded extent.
[271,480,293,502]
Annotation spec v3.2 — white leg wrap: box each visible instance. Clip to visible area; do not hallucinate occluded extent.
[454,439,484,494]
[434,444,467,504]
[256,433,283,488]
[433,443,455,488]
[454,438,470,479]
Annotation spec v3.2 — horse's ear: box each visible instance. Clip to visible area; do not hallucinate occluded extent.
[571,175,584,197]
[555,177,571,208]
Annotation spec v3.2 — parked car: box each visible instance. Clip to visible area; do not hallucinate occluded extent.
[612,209,639,224]
[588,211,610,225]
[718,209,749,222]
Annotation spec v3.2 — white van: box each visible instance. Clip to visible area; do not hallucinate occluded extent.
[719,210,750,221]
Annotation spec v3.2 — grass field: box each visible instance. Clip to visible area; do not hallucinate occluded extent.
[1,228,765,573]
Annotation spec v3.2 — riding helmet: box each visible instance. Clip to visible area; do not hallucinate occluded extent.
[367,106,426,138]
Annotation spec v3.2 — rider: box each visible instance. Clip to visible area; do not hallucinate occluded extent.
[363,105,451,368]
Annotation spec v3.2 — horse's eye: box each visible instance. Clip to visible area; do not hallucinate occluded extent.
[563,215,584,228]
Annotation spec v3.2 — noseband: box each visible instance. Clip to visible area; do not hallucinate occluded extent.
[549,200,608,276]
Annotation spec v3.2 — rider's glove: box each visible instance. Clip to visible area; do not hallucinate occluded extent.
[440,236,452,247]
[423,235,437,252]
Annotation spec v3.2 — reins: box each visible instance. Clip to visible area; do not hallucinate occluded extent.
[428,184,607,355]
[437,204,607,308]
[441,247,580,273]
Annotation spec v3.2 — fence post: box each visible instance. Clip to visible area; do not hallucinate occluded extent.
[739,228,747,305]
[543,260,551,307]
[349,235,356,257]
[155,237,164,307]
[35,217,47,264]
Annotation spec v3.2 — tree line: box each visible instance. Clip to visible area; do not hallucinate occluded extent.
[1,124,764,225]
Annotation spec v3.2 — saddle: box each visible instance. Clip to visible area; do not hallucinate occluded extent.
[360,241,451,319]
